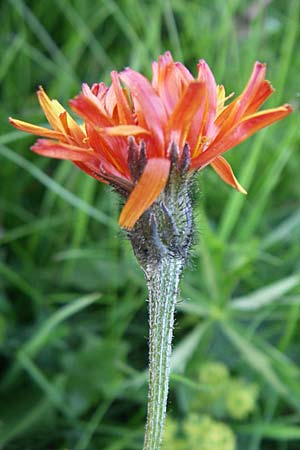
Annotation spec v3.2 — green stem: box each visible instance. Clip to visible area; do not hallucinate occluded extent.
[128,151,193,449]
[143,257,183,450]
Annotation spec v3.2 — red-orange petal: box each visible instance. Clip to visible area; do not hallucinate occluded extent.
[103,125,150,137]
[59,111,86,145]
[152,51,174,92]
[37,87,65,132]
[152,51,193,115]
[210,156,247,194]
[31,139,95,162]
[8,117,64,140]
[214,62,267,139]
[74,161,108,183]
[69,92,112,128]
[167,81,206,150]
[84,123,130,178]
[244,80,274,116]
[192,104,292,169]
[235,62,267,121]
[197,59,217,135]
[118,158,170,229]
[120,68,168,156]
[111,71,134,125]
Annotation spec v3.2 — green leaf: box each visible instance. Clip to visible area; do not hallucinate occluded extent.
[221,322,297,407]
[230,274,300,311]
[0,145,117,228]
[171,323,210,373]
[239,422,300,440]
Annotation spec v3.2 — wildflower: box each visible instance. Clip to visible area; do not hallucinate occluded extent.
[9,53,291,450]
[184,414,236,450]
[198,361,230,386]
[191,361,230,410]
[225,379,259,420]
[164,415,236,450]
[9,52,291,230]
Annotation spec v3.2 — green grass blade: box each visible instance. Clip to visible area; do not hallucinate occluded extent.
[1,292,101,388]
[240,422,300,440]
[230,274,300,311]
[218,132,266,241]
[0,145,117,228]
[221,321,297,407]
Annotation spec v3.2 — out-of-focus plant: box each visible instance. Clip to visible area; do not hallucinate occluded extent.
[164,361,259,449]
[164,415,236,450]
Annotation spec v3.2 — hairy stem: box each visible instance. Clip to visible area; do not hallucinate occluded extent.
[128,145,194,449]
[143,257,183,450]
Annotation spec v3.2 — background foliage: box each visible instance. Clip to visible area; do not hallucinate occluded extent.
[1,0,300,449]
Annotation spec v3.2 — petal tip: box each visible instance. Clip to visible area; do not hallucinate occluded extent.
[283,103,293,112]
[37,85,45,95]
[118,158,171,229]
[118,216,133,230]
[255,61,266,69]
[238,185,248,195]
[8,116,24,130]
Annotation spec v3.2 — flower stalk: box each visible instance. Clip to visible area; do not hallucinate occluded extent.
[143,256,183,450]
[129,144,193,449]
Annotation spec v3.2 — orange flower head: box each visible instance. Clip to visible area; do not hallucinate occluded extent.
[9,52,292,229]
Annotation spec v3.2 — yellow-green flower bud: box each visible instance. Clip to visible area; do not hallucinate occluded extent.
[199,361,230,386]
[184,414,236,450]
[225,379,259,420]
[192,361,230,408]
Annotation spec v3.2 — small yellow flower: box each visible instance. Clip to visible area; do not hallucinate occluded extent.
[199,361,230,385]
[225,379,259,420]
[184,414,236,450]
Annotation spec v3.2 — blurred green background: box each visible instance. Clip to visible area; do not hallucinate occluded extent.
[1,0,300,449]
